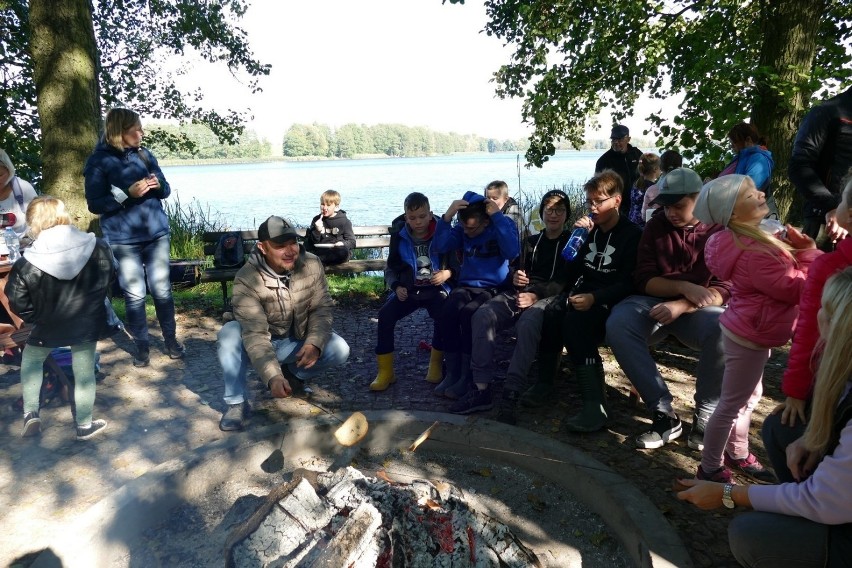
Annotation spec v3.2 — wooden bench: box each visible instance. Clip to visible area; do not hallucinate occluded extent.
[200,225,392,308]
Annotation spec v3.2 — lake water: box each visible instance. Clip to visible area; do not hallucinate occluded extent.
[160,151,611,229]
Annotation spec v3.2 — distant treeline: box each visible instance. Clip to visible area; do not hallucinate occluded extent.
[283,123,529,158]
[146,123,273,160]
[144,121,658,162]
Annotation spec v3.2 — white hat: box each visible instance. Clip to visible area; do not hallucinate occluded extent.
[694,175,747,226]
[0,149,15,178]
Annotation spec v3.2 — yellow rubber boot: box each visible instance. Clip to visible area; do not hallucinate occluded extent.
[425,349,444,383]
[370,353,396,391]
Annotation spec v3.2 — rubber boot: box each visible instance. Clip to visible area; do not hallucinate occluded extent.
[425,349,444,383]
[434,351,463,396]
[370,353,396,391]
[445,354,472,400]
[520,350,560,408]
[565,364,608,433]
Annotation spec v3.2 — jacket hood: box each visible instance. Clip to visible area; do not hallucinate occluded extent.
[739,144,774,165]
[462,190,486,205]
[704,230,745,282]
[23,225,97,280]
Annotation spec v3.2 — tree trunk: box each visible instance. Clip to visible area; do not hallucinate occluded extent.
[29,0,101,229]
[751,0,825,224]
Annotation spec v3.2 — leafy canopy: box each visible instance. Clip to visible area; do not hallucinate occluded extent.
[0,0,270,182]
[445,0,852,169]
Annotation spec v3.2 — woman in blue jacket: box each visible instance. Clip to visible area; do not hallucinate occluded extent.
[84,108,184,367]
[718,122,777,217]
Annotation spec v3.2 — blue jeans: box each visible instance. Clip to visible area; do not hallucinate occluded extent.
[606,295,724,418]
[110,235,176,342]
[218,320,350,405]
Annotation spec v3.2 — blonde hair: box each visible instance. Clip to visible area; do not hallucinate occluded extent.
[320,189,341,206]
[104,108,141,150]
[727,220,794,261]
[802,267,852,454]
[26,196,72,238]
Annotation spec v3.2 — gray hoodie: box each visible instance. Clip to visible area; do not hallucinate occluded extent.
[23,225,97,280]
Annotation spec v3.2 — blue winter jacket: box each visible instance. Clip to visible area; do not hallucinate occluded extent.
[434,209,520,289]
[83,141,171,245]
[732,145,774,194]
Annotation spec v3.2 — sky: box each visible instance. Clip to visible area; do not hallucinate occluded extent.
[174,0,659,148]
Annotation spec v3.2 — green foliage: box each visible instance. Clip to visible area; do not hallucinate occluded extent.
[163,196,226,259]
[281,122,527,158]
[468,0,849,167]
[0,0,270,183]
[146,123,272,160]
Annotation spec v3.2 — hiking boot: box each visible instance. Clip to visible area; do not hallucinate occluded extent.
[133,341,150,367]
[21,411,41,437]
[636,411,683,449]
[696,464,733,484]
[76,419,108,441]
[724,452,778,484]
[496,389,520,425]
[450,387,493,415]
[164,336,186,359]
[219,401,250,432]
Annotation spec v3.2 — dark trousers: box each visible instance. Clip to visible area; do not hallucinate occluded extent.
[375,287,447,354]
[438,286,494,354]
[540,297,610,366]
[761,411,807,484]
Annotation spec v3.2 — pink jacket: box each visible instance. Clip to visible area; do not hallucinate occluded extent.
[782,238,852,399]
[704,231,822,348]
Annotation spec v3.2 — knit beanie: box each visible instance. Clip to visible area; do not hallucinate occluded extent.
[539,189,570,219]
[694,174,746,226]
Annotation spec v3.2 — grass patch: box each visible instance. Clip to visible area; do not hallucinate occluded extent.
[327,274,386,306]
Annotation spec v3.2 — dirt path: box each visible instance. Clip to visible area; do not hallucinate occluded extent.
[0,302,787,567]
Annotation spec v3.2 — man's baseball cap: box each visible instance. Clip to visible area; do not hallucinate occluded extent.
[258,215,299,243]
[650,168,703,206]
[610,125,630,139]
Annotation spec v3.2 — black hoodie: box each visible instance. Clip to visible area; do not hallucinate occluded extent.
[304,210,356,265]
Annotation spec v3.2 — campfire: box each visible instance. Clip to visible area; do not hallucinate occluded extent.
[225,466,542,567]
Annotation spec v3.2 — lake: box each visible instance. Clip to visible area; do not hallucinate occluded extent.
[160,150,619,229]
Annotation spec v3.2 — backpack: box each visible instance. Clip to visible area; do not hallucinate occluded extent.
[214,231,245,269]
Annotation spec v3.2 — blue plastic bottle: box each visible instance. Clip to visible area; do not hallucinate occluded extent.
[561,218,591,262]
[3,228,19,262]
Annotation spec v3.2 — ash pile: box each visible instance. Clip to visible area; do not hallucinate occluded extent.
[226,466,541,567]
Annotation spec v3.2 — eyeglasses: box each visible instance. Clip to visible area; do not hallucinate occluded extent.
[543,207,567,215]
[584,195,615,209]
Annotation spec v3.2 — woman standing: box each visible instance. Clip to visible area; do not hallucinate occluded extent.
[84,108,184,367]
[6,197,115,440]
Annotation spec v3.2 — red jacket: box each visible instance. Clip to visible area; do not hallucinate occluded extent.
[782,238,852,399]
[705,230,822,348]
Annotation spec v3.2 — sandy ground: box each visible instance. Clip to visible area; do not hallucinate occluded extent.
[0,301,788,567]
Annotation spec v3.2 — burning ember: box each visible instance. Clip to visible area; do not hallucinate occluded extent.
[226,466,542,567]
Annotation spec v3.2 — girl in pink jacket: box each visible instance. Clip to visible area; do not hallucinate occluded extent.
[692,174,822,483]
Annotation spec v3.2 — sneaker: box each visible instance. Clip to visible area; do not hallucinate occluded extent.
[21,411,41,437]
[76,419,108,441]
[450,387,493,415]
[133,341,150,368]
[687,425,705,451]
[219,402,250,432]
[724,452,778,484]
[164,336,185,359]
[635,411,683,449]
[696,464,733,484]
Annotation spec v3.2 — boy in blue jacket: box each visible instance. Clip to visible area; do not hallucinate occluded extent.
[432,190,520,402]
[371,192,455,391]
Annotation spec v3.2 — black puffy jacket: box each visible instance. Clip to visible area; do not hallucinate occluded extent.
[789,86,852,220]
[5,239,116,348]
